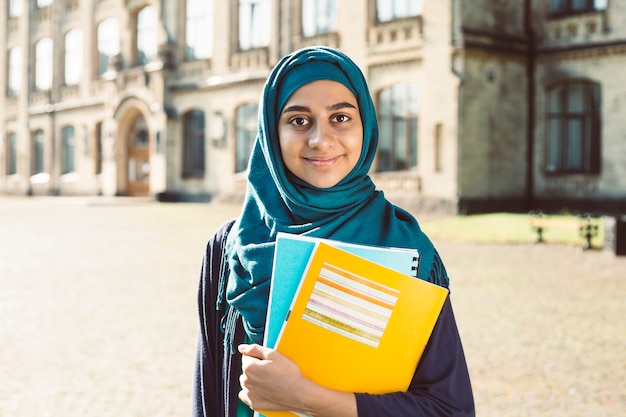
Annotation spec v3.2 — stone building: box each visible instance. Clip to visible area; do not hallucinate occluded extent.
[1,0,624,215]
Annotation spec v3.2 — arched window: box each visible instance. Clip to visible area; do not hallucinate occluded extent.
[9,0,22,18]
[62,125,75,174]
[238,0,270,50]
[376,0,423,22]
[186,0,213,59]
[377,84,419,172]
[35,38,53,91]
[546,81,601,174]
[8,47,22,96]
[235,102,258,172]
[182,110,206,178]
[302,0,336,37]
[97,18,120,76]
[95,122,103,175]
[136,5,157,66]
[6,132,17,175]
[65,29,83,85]
[32,129,45,175]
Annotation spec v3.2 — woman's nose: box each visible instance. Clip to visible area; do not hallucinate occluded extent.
[308,122,334,149]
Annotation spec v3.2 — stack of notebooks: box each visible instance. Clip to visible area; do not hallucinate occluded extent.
[256,233,449,417]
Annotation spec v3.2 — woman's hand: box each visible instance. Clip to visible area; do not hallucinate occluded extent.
[238,343,307,411]
[238,344,357,417]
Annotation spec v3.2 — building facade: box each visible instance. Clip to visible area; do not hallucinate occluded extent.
[1,0,625,215]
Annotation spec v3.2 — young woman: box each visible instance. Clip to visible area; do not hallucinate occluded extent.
[191,46,475,417]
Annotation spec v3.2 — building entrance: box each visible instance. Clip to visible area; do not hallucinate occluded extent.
[126,116,150,196]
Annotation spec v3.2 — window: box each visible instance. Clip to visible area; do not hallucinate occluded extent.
[130,117,149,148]
[8,47,22,96]
[136,5,157,66]
[550,0,607,14]
[32,129,45,175]
[377,84,419,172]
[302,0,336,37]
[65,29,83,85]
[546,81,601,174]
[434,123,443,173]
[235,103,258,172]
[238,0,270,50]
[62,126,75,174]
[97,18,120,76]
[37,0,52,7]
[35,38,53,91]
[186,0,213,59]
[9,0,22,17]
[377,0,423,22]
[182,110,206,178]
[95,122,103,175]
[6,132,18,175]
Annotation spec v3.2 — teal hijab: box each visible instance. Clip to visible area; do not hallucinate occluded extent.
[224,46,437,344]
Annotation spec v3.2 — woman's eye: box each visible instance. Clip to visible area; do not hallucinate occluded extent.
[333,114,351,123]
[290,117,309,126]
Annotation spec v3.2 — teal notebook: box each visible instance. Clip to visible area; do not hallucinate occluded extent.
[263,232,420,349]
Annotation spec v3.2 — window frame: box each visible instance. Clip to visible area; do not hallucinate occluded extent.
[35,37,53,91]
[376,0,423,23]
[6,132,18,175]
[376,84,420,172]
[549,0,608,16]
[9,0,22,18]
[185,0,213,60]
[136,5,158,66]
[95,122,103,175]
[235,102,259,173]
[238,0,270,51]
[301,0,337,37]
[545,80,601,175]
[62,125,76,174]
[64,28,83,86]
[7,47,22,96]
[182,110,206,178]
[97,18,120,76]
[32,129,45,175]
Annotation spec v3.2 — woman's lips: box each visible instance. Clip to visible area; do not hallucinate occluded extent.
[304,155,342,167]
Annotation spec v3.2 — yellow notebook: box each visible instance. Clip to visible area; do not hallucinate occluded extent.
[258,242,449,417]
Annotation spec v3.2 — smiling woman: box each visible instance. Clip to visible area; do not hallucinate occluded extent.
[278,80,363,189]
[191,46,475,417]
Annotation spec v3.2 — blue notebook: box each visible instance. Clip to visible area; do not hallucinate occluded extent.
[263,232,420,349]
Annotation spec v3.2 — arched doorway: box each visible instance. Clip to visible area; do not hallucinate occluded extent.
[126,115,150,196]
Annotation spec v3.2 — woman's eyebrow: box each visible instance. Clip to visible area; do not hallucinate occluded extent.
[327,101,357,111]
[282,105,310,114]
[281,101,358,115]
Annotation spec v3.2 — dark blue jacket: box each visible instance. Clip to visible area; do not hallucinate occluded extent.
[191,220,475,417]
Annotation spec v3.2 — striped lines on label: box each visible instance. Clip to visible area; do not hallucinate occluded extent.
[302,262,399,347]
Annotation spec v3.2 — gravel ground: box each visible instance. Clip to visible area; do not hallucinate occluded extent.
[0,196,624,417]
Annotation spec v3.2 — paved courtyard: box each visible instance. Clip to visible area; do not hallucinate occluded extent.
[0,197,624,417]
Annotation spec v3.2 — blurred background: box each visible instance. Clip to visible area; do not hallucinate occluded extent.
[1,0,625,218]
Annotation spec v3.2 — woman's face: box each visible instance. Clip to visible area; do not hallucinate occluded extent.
[277,80,363,189]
